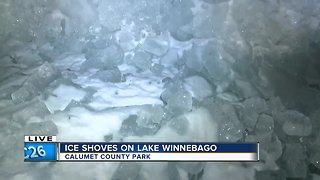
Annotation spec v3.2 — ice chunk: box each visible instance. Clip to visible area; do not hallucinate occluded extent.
[281,110,312,136]
[218,111,243,142]
[170,23,193,42]
[93,67,122,83]
[184,45,204,73]
[150,63,164,75]
[11,62,60,103]
[130,50,153,71]
[160,49,179,67]
[202,42,230,81]
[266,135,283,162]
[12,99,50,123]
[204,99,243,142]
[268,96,286,118]
[116,30,137,51]
[140,37,169,57]
[84,45,124,69]
[11,86,31,104]
[101,45,124,67]
[112,163,142,180]
[257,150,280,171]
[184,108,218,142]
[162,0,194,41]
[25,120,58,135]
[169,115,189,135]
[193,1,229,38]
[233,79,260,98]
[283,143,307,178]
[255,114,274,138]
[243,97,268,113]
[44,84,86,113]
[247,134,282,171]
[136,105,166,129]
[0,86,17,99]
[183,75,213,101]
[161,85,192,114]
[242,97,268,131]
[119,115,160,137]
[89,74,163,109]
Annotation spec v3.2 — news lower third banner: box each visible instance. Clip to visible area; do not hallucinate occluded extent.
[24,136,259,162]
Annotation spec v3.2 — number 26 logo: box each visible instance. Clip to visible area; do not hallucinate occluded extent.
[24,146,46,159]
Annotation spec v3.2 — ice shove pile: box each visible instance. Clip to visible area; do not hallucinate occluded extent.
[0,0,320,179]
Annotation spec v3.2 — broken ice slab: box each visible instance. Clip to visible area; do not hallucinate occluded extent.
[119,115,139,137]
[160,49,179,67]
[202,42,231,81]
[170,23,193,42]
[100,45,124,68]
[84,44,124,70]
[268,96,286,117]
[163,0,194,41]
[192,1,229,38]
[136,105,166,129]
[255,114,274,138]
[246,134,282,167]
[10,86,31,104]
[130,50,153,71]
[119,114,160,137]
[88,73,164,110]
[162,0,194,29]
[150,63,164,74]
[242,97,268,131]
[218,117,244,142]
[25,120,58,135]
[283,143,307,178]
[281,110,312,136]
[11,62,60,104]
[204,98,243,142]
[183,75,213,101]
[169,115,189,135]
[161,84,193,114]
[244,96,269,113]
[116,30,137,51]
[0,86,20,100]
[12,99,50,123]
[257,150,279,171]
[0,100,14,111]
[93,67,122,83]
[44,84,86,113]
[140,36,169,57]
[184,44,204,73]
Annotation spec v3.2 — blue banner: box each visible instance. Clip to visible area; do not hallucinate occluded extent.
[59,142,257,153]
